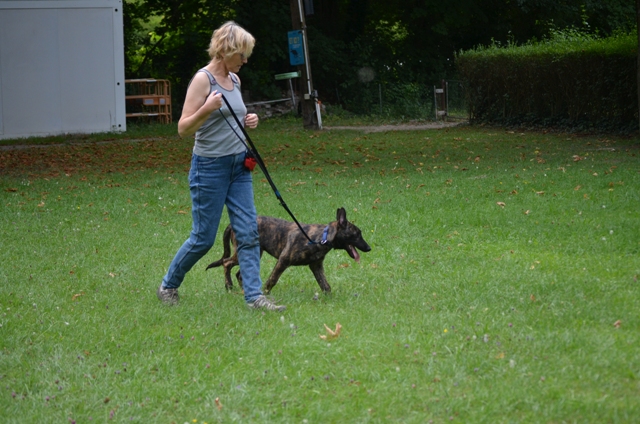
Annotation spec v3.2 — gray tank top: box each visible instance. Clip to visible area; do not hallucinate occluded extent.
[193,69,247,157]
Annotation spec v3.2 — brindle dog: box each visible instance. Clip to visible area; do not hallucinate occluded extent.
[206,207,371,293]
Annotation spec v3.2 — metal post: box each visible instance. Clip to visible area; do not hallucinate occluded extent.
[288,78,296,109]
[290,0,321,129]
[435,82,447,120]
[444,80,449,121]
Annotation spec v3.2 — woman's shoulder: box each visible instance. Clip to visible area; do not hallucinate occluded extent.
[190,68,214,84]
[230,72,241,86]
[195,67,216,83]
[185,70,213,99]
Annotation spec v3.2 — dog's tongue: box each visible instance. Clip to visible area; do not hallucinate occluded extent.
[348,245,361,263]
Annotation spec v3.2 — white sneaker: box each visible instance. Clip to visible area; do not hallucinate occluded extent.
[157,285,179,305]
[247,295,286,312]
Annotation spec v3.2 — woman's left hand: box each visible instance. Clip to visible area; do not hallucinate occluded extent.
[245,113,259,129]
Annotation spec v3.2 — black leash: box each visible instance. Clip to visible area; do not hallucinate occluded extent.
[219,93,318,245]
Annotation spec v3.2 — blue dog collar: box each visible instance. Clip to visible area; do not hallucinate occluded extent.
[321,226,330,245]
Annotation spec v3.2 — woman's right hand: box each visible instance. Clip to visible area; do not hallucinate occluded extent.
[203,90,223,113]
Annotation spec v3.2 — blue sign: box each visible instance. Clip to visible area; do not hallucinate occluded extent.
[288,30,304,66]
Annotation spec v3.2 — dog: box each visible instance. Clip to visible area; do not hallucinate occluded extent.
[206,207,371,294]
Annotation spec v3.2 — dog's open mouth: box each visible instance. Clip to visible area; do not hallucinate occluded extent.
[347,245,361,263]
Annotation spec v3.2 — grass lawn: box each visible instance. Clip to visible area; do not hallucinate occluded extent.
[1,119,639,423]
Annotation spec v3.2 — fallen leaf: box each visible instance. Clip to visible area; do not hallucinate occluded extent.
[535,191,545,195]
[573,155,585,162]
[72,292,85,301]
[177,210,188,214]
[574,185,582,191]
[613,320,621,329]
[530,294,536,302]
[496,202,506,208]
[5,188,18,192]
[524,210,530,215]
[319,323,342,340]
[215,397,223,410]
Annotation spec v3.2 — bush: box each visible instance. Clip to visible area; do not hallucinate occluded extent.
[456,30,638,132]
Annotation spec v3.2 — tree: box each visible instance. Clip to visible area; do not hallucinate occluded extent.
[123,0,636,118]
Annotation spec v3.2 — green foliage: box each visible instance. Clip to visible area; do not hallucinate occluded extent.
[122,0,636,119]
[1,121,639,422]
[456,30,638,133]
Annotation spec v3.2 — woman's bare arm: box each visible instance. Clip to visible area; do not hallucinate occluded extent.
[177,72,223,138]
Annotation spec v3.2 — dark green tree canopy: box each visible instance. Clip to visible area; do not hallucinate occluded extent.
[124,0,635,115]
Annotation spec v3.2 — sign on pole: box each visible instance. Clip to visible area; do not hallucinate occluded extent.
[288,30,304,66]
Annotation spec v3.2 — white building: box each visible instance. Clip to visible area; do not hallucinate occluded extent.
[0,0,126,140]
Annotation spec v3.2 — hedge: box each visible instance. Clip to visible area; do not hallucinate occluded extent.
[456,31,638,132]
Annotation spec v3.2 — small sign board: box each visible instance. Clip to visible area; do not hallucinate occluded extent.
[288,30,304,66]
[275,71,300,80]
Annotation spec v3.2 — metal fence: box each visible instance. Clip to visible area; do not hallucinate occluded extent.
[328,78,468,121]
[434,80,468,121]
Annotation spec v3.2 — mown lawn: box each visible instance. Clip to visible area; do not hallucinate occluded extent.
[1,119,639,423]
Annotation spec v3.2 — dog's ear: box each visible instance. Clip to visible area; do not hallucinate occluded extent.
[337,207,347,227]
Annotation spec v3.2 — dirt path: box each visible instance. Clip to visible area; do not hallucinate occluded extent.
[324,121,466,133]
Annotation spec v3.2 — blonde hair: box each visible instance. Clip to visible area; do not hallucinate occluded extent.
[208,21,255,60]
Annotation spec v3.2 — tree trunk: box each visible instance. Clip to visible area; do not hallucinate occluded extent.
[637,0,640,131]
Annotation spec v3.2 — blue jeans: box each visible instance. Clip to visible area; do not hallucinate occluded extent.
[161,152,263,303]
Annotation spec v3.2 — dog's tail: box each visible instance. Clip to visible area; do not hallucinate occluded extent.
[205,225,233,270]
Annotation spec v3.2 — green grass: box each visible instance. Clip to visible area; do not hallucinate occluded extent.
[1,120,639,423]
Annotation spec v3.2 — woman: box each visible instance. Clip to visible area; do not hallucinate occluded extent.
[157,21,285,312]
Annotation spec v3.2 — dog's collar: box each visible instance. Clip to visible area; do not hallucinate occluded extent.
[320,225,331,246]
